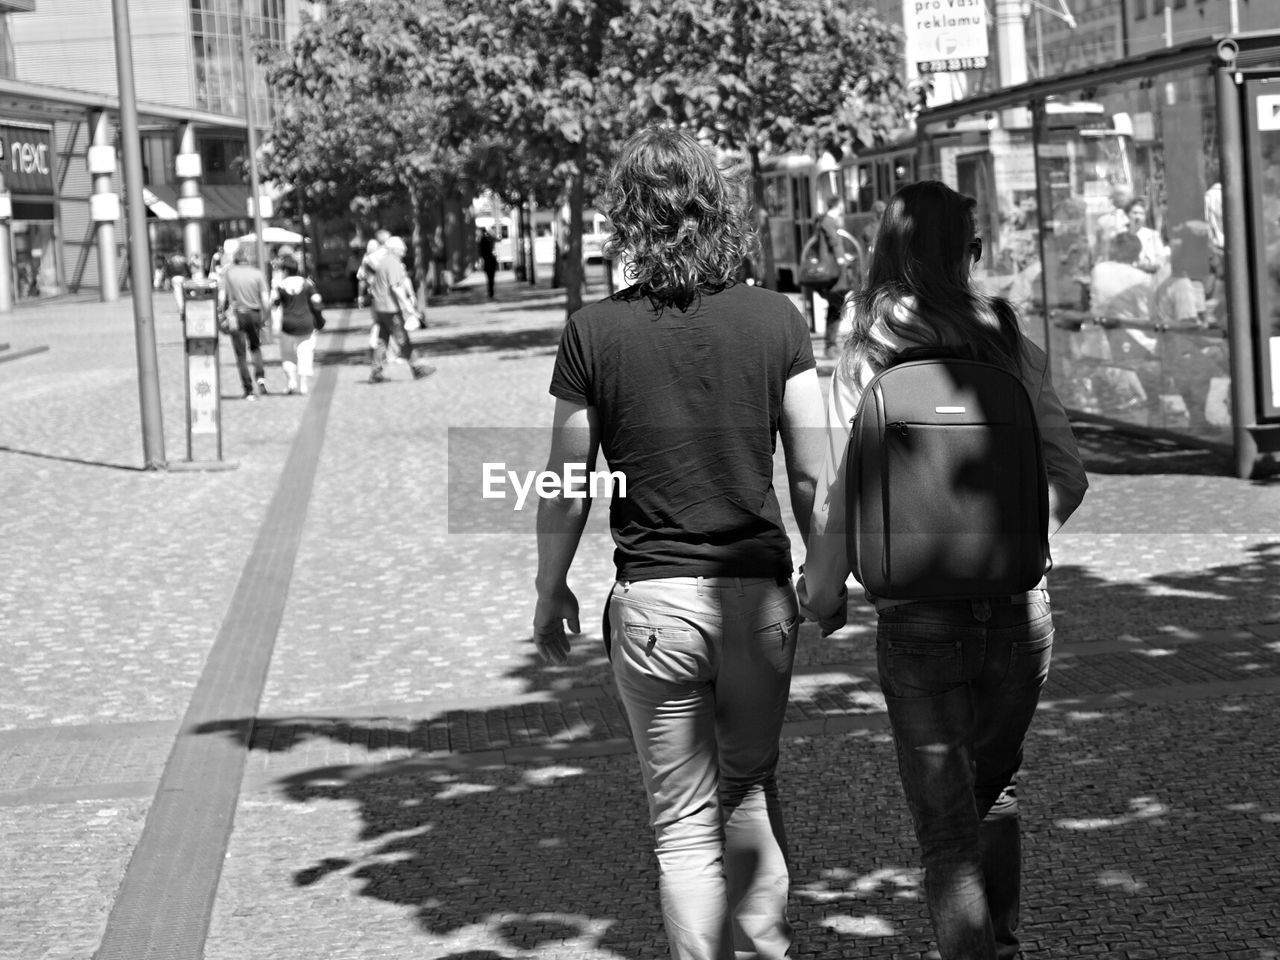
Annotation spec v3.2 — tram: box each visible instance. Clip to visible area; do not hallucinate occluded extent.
[756,140,917,290]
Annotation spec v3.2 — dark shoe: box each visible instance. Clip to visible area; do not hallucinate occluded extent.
[412,364,436,381]
[368,370,386,384]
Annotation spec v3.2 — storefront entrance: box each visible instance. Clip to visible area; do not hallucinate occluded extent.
[2,122,59,300]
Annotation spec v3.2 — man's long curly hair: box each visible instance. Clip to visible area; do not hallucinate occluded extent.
[602,126,758,311]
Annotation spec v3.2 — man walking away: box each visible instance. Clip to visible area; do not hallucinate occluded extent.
[367,236,435,384]
[219,245,271,399]
[478,227,499,298]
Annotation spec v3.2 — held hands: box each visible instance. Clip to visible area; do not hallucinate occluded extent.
[532,586,581,664]
[796,571,849,638]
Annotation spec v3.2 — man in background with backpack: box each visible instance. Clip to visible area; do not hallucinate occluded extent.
[798,181,1087,960]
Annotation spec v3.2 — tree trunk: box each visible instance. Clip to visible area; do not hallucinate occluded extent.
[565,154,586,316]
[433,196,448,295]
[749,144,778,291]
[410,188,428,313]
[514,199,527,281]
[524,197,537,286]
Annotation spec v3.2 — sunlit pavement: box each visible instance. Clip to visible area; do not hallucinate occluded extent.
[2,274,1279,960]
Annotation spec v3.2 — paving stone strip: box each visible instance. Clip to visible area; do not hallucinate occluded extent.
[90,363,337,960]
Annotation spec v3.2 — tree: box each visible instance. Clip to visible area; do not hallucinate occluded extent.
[451,0,639,315]
[261,0,466,306]
[623,0,913,289]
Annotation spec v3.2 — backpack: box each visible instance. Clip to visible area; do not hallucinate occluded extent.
[845,352,1050,601]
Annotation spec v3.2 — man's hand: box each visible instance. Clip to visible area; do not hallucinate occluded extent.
[533,588,581,664]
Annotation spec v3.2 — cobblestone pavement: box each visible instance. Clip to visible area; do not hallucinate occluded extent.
[1,274,1279,960]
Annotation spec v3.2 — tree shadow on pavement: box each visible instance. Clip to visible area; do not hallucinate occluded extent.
[314,326,563,364]
[421,326,564,357]
[192,544,1280,957]
[1045,546,1280,645]
[1070,421,1237,476]
[279,750,665,958]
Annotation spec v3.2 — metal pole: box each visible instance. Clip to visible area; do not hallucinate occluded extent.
[995,0,1028,89]
[110,0,166,469]
[1217,66,1258,479]
[239,0,268,285]
[89,111,119,302]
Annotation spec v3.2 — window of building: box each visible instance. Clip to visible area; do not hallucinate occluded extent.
[189,0,288,120]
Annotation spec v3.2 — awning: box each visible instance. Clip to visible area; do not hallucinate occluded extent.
[202,184,252,221]
[142,186,178,220]
[142,183,252,222]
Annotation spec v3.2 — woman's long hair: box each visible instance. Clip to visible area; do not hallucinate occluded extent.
[602,126,757,310]
[840,180,1023,381]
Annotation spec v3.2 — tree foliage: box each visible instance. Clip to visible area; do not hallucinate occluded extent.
[261,0,465,299]
[261,0,913,309]
[623,0,913,287]
[450,0,639,312]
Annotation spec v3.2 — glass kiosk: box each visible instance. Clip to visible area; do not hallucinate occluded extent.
[916,31,1280,478]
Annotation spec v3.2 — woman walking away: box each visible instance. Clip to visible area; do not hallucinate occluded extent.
[531,126,828,960]
[798,180,1089,960]
[271,255,325,395]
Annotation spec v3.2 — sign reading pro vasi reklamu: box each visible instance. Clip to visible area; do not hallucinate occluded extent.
[905,0,989,74]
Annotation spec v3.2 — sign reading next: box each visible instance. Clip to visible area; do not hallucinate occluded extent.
[0,124,54,196]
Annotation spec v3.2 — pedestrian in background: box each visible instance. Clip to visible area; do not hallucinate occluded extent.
[533,126,828,960]
[813,184,855,358]
[357,232,388,309]
[166,250,193,317]
[367,235,434,383]
[798,180,1088,960]
[218,245,271,400]
[271,254,325,396]
[478,227,499,298]
[359,230,407,363]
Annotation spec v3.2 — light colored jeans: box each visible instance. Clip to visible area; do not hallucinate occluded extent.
[278,331,316,390]
[608,576,800,960]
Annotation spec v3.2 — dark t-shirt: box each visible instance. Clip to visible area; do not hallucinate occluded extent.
[549,282,816,581]
[273,276,321,335]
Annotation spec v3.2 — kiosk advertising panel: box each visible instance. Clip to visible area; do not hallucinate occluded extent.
[1245,78,1280,421]
[904,0,989,74]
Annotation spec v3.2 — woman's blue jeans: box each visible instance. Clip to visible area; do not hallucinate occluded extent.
[609,576,800,960]
[876,593,1053,960]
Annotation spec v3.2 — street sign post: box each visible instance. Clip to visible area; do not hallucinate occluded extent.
[181,278,224,463]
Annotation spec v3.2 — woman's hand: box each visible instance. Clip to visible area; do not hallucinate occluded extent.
[797,572,848,638]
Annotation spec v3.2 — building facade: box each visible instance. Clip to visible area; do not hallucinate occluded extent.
[0,0,307,302]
